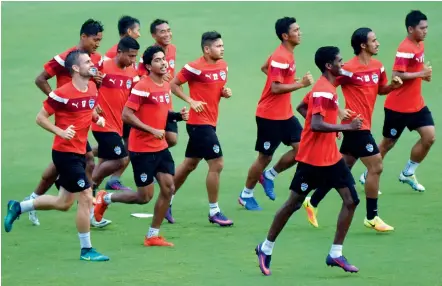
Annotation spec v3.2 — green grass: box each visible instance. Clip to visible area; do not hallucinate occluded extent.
[2,2,442,286]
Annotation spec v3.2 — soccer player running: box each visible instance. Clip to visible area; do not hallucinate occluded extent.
[239,17,313,210]
[302,28,402,231]
[169,31,233,226]
[255,46,363,276]
[4,50,109,261]
[360,10,434,192]
[93,46,187,247]
[97,15,141,192]
[25,19,109,228]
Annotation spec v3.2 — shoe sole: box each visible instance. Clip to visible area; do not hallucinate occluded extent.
[398,179,425,192]
[326,263,359,273]
[209,220,233,227]
[255,246,271,276]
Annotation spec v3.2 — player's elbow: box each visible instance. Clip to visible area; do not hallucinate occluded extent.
[121,108,131,125]
[270,83,281,94]
[310,122,322,132]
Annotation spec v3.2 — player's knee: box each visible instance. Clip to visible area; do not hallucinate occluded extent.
[368,162,383,176]
[422,135,436,149]
[57,199,74,212]
[136,190,153,204]
[208,159,224,173]
[166,135,178,148]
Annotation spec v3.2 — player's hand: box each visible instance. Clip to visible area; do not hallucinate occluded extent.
[222,87,232,98]
[390,76,403,89]
[96,116,105,127]
[93,71,104,85]
[421,61,432,78]
[95,104,103,115]
[337,132,343,140]
[152,129,165,139]
[349,114,363,130]
[162,72,172,82]
[423,75,432,82]
[301,72,314,88]
[180,107,189,121]
[189,99,207,113]
[338,108,356,120]
[59,125,76,140]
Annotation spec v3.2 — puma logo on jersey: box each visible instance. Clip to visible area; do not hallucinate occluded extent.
[72,102,79,108]
[109,79,116,84]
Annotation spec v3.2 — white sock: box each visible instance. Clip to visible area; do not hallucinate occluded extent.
[241,187,254,198]
[403,160,419,176]
[329,244,343,258]
[19,200,35,213]
[30,192,39,199]
[261,239,275,255]
[209,202,220,216]
[78,232,92,249]
[103,193,113,205]
[170,195,175,206]
[264,167,278,181]
[147,227,160,238]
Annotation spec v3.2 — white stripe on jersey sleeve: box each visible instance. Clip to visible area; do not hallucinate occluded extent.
[54,55,65,67]
[49,91,69,103]
[380,66,385,73]
[396,52,414,59]
[184,64,202,75]
[340,69,353,77]
[270,60,289,69]
[133,76,140,83]
[312,92,334,99]
[131,88,150,97]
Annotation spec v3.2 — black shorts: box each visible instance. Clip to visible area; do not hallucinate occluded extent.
[340,130,380,159]
[290,159,356,197]
[382,106,434,139]
[255,116,303,156]
[52,150,90,193]
[129,149,175,187]
[92,131,127,160]
[86,141,92,153]
[122,123,131,140]
[185,124,222,160]
[166,120,178,133]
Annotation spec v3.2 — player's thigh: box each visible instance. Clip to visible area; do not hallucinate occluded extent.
[360,153,383,174]
[382,108,407,140]
[92,131,128,160]
[185,124,223,160]
[57,186,77,207]
[281,116,303,147]
[129,151,158,187]
[255,116,283,156]
[289,162,321,196]
[156,149,175,178]
[340,131,379,161]
[52,150,91,193]
[326,159,359,205]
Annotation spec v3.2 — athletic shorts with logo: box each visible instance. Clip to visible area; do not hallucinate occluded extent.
[340,130,380,159]
[382,106,434,139]
[92,131,128,160]
[255,116,303,156]
[185,124,222,160]
[130,149,175,187]
[52,150,90,193]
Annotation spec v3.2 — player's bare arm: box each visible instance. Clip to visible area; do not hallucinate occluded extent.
[392,62,431,81]
[170,77,206,112]
[271,71,313,94]
[35,70,53,96]
[378,76,404,95]
[261,59,269,75]
[296,100,308,119]
[311,114,362,133]
[35,107,75,140]
[122,106,165,139]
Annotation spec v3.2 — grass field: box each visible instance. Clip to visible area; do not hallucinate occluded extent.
[2,2,442,286]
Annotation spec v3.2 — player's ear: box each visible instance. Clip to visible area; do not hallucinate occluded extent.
[282,32,289,41]
[325,62,332,71]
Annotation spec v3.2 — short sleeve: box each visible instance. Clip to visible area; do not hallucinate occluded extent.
[392,49,413,72]
[43,56,64,77]
[43,99,55,115]
[379,66,388,86]
[312,92,334,117]
[126,83,149,111]
[177,63,200,84]
[269,55,289,84]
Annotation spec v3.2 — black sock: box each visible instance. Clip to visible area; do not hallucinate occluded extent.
[310,188,331,208]
[366,198,378,220]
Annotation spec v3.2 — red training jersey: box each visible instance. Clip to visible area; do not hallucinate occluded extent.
[91,59,140,135]
[104,43,118,61]
[176,56,228,127]
[138,43,176,78]
[43,46,102,88]
[296,76,341,167]
[43,81,98,154]
[126,76,171,153]
[337,56,388,130]
[384,37,425,113]
[256,44,296,120]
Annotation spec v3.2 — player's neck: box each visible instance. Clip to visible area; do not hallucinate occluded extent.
[114,57,126,69]
[357,52,371,65]
[407,35,421,46]
[281,41,296,52]
[322,72,337,86]
[77,43,89,54]
[156,42,169,51]
[149,74,164,86]
[72,76,89,92]
[203,55,218,65]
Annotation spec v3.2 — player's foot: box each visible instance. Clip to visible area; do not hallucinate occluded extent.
[302,197,318,228]
[80,248,110,261]
[94,190,109,222]
[326,255,359,273]
[4,200,21,233]
[105,180,132,191]
[209,212,233,227]
[399,172,425,192]
[259,173,275,201]
[90,217,112,228]
[24,196,40,226]
[144,236,174,247]
[364,216,394,232]
[164,207,175,224]
[238,193,262,211]
[255,243,272,276]
[359,172,382,195]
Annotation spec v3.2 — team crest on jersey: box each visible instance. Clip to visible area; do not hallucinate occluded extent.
[372,74,379,84]
[114,146,122,155]
[140,173,147,182]
[77,179,85,188]
[126,79,132,89]
[301,183,308,192]
[213,144,220,154]
[165,94,170,104]
[390,128,397,136]
[220,71,226,80]
[263,141,271,150]
[169,60,175,69]
[366,144,374,153]
[88,99,95,109]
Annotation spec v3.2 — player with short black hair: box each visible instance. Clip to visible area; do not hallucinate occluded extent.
[5,50,109,262]
[239,17,313,211]
[168,31,233,226]
[26,19,108,228]
[93,45,188,247]
[255,46,362,276]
